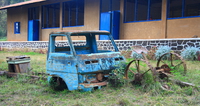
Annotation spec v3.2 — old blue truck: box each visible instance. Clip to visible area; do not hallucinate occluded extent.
[46,30,125,91]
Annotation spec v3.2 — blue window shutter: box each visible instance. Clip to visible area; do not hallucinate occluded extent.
[14,22,20,34]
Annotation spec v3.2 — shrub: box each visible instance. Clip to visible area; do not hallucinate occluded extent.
[108,66,127,87]
[147,46,157,60]
[155,46,171,60]
[181,46,200,60]
[130,51,143,59]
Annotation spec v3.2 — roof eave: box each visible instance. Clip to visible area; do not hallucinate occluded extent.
[0,0,46,10]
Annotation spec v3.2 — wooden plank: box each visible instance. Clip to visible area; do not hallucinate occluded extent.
[5,71,46,80]
[169,78,200,88]
[6,56,30,61]
[6,72,18,77]
[14,64,20,73]
[19,63,30,73]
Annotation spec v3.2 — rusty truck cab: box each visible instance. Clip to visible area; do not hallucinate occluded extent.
[46,31,125,91]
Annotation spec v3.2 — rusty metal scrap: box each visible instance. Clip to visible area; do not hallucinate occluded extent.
[157,52,187,75]
[125,46,187,85]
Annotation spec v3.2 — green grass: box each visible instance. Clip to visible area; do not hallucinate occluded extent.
[0,51,46,72]
[0,76,199,106]
[0,37,7,41]
[0,51,200,106]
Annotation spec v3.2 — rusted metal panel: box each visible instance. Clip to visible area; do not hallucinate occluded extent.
[77,52,122,60]
[79,82,108,88]
[50,30,110,35]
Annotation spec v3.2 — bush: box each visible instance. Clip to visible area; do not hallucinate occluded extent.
[130,51,143,59]
[147,46,157,60]
[181,46,200,60]
[108,67,127,87]
[155,46,171,60]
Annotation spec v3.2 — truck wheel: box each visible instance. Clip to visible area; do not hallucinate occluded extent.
[49,77,68,91]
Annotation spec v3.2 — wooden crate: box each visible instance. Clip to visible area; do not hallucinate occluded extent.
[6,56,31,73]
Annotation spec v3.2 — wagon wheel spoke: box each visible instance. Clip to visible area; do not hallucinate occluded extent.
[142,69,151,76]
[125,59,151,80]
[135,60,140,73]
[134,61,138,72]
[172,62,184,69]
[125,59,152,85]
[160,60,167,65]
[157,53,187,76]
[170,53,174,66]
[129,69,136,74]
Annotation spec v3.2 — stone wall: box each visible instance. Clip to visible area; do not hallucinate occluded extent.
[0,38,199,52]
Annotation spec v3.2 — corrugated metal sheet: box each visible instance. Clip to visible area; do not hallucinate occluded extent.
[0,0,46,10]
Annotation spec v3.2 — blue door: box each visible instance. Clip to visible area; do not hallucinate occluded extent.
[100,11,120,40]
[99,12,111,40]
[111,11,120,40]
[28,20,39,41]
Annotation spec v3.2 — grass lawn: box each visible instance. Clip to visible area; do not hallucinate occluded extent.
[0,37,7,41]
[0,51,200,106]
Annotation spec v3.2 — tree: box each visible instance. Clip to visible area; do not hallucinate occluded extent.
[0,0,29,38]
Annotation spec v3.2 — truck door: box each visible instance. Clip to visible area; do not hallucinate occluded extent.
[46,35,79,90]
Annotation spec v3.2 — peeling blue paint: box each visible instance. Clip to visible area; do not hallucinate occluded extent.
[46,31,125,91]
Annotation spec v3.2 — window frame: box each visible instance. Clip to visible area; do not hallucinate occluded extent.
[167,0,200,20]
[124,0,162,23]
[100,0,120,13]
[42,3,60,29]
[62,0,84,27]
[28,7,39,21]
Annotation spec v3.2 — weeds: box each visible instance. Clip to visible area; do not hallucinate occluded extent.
[0,51,200,105]
[118,99,130,106]
[108,67,127,88]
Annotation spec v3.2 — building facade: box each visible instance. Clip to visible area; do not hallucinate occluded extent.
[0,0,200,41]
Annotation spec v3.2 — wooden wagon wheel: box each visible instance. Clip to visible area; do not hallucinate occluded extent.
[157,52,187,75]
[124,59,152,85]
